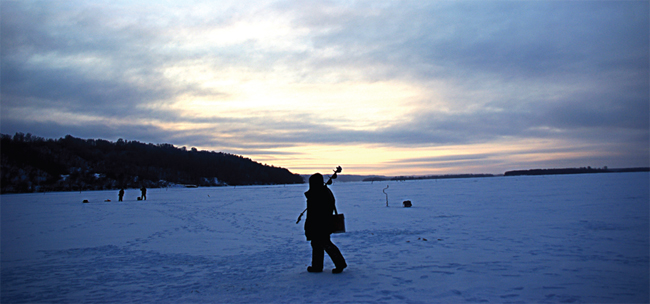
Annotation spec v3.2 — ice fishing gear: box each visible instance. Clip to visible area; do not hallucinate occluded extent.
[383,185,389,207]
[296,209,307,224]
[331,208,345,233]
[325,166,343,185]
[296,166,343,224]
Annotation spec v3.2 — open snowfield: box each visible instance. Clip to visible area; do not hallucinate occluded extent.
[2,172,648,303]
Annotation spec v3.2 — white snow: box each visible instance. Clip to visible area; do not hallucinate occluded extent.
[2,172,648,303]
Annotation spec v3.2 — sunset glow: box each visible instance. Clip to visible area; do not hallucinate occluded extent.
[2,0,648,176]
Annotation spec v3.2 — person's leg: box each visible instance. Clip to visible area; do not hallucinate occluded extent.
[322,237,347,272]
[309,240,324,272]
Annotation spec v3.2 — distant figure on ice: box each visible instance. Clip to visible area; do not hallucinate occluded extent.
[140,186,147,200]
[118,188,124,202]
[304,173,347,274]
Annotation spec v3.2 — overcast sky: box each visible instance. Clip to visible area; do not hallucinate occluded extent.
[2,0,648,175]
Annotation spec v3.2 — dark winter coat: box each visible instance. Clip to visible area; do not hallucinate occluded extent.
[304,185,336,241]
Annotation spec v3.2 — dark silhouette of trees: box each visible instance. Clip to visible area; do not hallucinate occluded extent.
[362,174,494,182]
[1,133,303,193]
[504,167,649,176]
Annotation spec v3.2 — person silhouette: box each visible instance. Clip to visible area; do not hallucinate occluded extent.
[118,188,124,201]
[140,186,147,200]
[304,173,347,273]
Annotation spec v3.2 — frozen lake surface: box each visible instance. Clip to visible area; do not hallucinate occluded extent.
[2,172,648,303]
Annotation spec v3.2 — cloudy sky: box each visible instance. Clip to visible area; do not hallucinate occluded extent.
[2,0,648,175]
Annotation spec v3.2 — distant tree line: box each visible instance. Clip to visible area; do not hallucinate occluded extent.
[361,167,650,182]
[504,167,649,176]
[363,173,495,182]
[1,133,304,193]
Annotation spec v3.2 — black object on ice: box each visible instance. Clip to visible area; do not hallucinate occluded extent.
[403,200,412,207]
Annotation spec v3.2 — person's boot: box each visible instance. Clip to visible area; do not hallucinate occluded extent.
[307,266,322,273]
[332,260,347,273]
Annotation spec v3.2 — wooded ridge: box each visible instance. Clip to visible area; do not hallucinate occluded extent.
[1,133,304,193]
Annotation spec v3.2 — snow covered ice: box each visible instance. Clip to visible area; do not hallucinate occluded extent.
[2,172,648,303]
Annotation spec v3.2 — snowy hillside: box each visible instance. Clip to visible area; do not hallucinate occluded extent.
[2,172,648,303]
